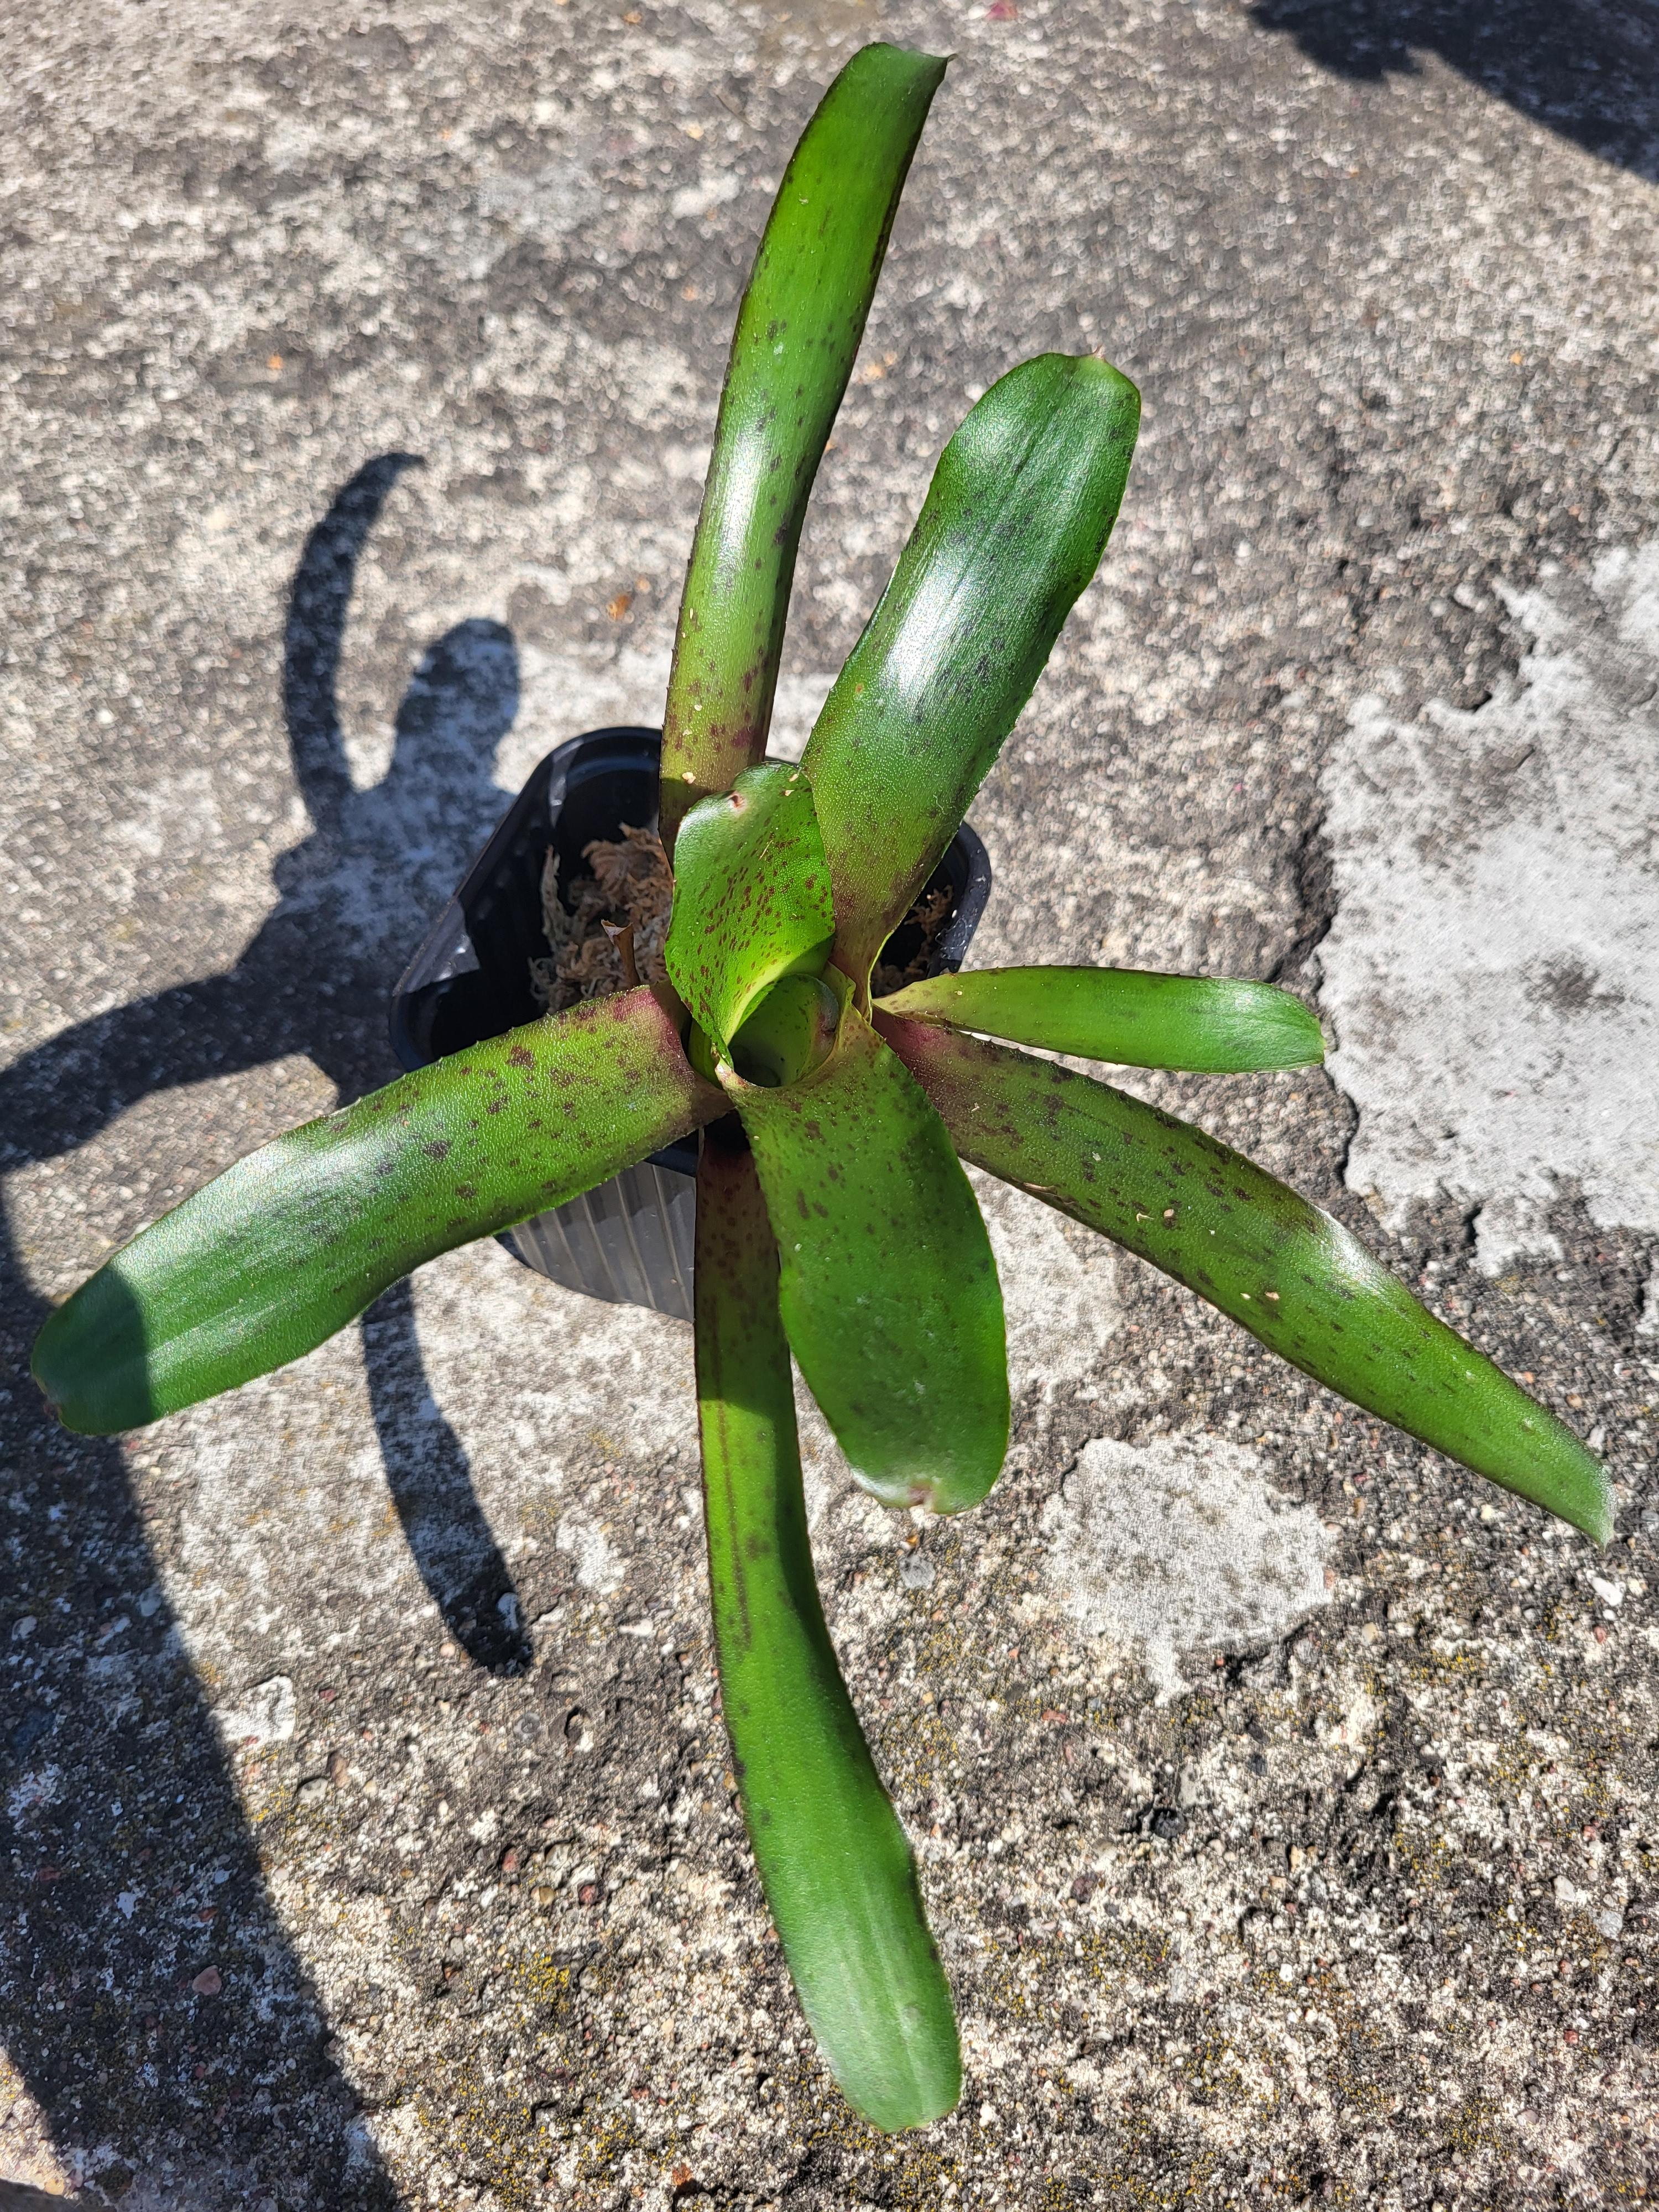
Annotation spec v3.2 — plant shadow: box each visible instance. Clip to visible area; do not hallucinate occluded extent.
[1,452,533,2197]
[1248,0,1659,184]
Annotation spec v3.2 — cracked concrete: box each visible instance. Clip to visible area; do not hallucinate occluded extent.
[1321,544,1659,1275]
[1039,1436,1332,1704]
[4,1,1659,2207]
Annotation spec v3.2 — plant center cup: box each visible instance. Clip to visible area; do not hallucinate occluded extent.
[390,728,991,1321]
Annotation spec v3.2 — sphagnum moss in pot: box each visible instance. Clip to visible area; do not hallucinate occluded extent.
[34,44,1610,2132]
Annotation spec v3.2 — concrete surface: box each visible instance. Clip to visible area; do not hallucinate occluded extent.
[1319,542,1659,1279]
[3,1,1658,2206]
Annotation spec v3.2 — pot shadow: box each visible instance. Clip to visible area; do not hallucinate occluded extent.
[1,452,532,2198]
[1248,0,1659,184]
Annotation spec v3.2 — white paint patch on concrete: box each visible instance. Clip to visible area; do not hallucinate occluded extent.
[1040,1434,1329,1700]
[554,1511,625,1595]
[477,157,604,243]
[1320,545,1659,1271]
[213,1673,296,1750]
[7,1764,62,1829]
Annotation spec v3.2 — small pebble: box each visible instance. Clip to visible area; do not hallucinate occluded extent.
[191,1966,222,1996]
[326,1750,349,1788]
[295,1777,328,1808]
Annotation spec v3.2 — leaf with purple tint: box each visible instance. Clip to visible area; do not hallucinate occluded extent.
[880,1013,1611,1542]
[34,988,723,1435]
[722,972,1008,1513]
[660,44,948,847]
[801,353,1139,987]
[878,965,1324,1071]
[664,761,835,1057]
[695,1126,960,2130]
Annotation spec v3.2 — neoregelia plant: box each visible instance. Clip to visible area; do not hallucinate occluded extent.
[33,43,1608,2133]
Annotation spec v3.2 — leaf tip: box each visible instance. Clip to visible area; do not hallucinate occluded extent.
[1574,1450,1616,1549]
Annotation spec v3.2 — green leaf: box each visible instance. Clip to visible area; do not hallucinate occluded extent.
[878,966,1325,1072]
[802,353,1140,986]
[728,973,842,1089]
[880,1015,1611,1541]
[723,972,1009,1514]
[695,1126,960,2130]
[33,988,723,1436]
[664,761,835,1054]
[659,43,948,848]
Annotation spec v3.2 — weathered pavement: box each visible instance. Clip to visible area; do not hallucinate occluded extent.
[3,2,1658,2205]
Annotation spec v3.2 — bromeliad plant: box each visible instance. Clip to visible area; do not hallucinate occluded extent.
[34,44,1608,2133]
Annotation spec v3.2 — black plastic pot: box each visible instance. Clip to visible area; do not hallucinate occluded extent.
[390,726,991,1321]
